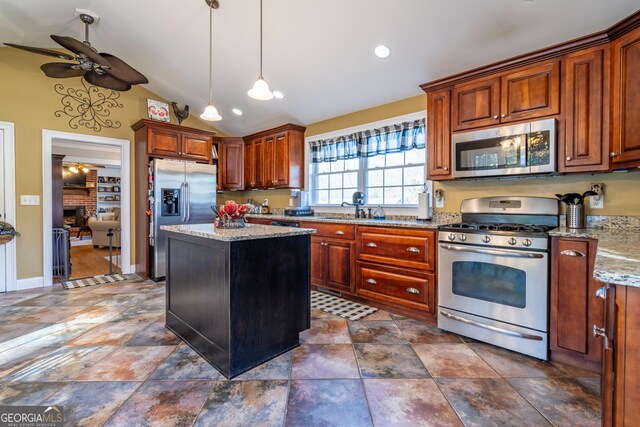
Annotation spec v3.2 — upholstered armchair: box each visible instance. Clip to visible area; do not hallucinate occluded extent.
[88,208,121,247]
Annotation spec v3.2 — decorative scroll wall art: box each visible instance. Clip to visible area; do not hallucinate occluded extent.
[54,79,123,132]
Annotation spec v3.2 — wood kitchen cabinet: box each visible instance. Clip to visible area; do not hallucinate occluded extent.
[452,77,501,131]
[561,47,610,172]
[549,237,603,371]
[133,120,214,163]
[611,25,640,169]
[427,89,452,180]
[310,236,355,294]
[218,138,244,190]
[244,137,266,189]
[601,284,640,427]
[243,124,306,189]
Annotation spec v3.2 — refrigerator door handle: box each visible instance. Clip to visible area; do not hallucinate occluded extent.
[180,182,186,223]
[186,183,191,222]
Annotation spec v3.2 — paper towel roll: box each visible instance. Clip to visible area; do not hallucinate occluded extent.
[417,193,430,220]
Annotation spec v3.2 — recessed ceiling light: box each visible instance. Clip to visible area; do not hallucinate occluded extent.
[374,44,391,59]
[232,108,243,116]
[272,90,284,99]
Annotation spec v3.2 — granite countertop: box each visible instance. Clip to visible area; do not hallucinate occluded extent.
[246,214,456,229]
[161,223,316,242]
[550,227,640,288]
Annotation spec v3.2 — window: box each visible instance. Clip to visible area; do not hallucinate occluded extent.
[309,116,426,207]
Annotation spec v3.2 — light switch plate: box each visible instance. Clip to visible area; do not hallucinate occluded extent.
[20,195,40,205]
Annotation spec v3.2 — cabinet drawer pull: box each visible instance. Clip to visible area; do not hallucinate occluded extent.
[406,287,420,295]
[366,279,377,285]
[366,242,377,248]
[595,286,607,300]
[560,250,585,257]
[406,247,420,253]
[593,324,606,338]
[335,230,345,235]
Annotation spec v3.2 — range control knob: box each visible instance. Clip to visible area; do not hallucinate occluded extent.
[458,234,467,242]
[508,238,517,246]
[482,235,491,243]
[448,233,456,241]
[522,238,532,247]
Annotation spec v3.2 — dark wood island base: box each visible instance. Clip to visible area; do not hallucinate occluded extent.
[162,224,312,379]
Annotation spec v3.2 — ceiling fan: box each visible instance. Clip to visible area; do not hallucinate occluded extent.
[64,162,105,173]
[4,13,148,91]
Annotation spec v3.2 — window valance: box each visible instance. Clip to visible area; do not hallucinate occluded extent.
[309,118,426,163]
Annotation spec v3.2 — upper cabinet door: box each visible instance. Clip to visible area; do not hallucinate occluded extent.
[427,89,452,180]
[148,127,181,158]
[452,77,501,131]
[501,60,560,123]
[244,138,266,189]
[272,133,290,188]
[219,138,244,190]
[561,48,609,172]
[611,27,640,168]
[181,133,212,163]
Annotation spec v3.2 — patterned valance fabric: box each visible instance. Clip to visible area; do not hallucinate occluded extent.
[309,118,426,163]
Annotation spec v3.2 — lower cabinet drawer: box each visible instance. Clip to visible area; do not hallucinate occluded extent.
[357,262,435,313]
[357,227,435,271]
[300,222,355,240]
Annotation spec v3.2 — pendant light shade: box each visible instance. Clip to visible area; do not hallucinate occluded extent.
[248,77,273,100]
[248,0,273,100]
[200,104,222,121]
[201,0,222,121]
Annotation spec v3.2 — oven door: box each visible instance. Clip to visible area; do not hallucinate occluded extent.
[438,242,548,332]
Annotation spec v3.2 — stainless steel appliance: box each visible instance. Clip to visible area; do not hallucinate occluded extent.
[452,119,556,178]
[437,196,559,360]
[150,158,216,280]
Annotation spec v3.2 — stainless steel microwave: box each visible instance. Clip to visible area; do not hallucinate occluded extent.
[452,119,556,178]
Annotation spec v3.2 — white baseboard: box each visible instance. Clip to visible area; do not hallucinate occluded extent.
[17,276,45,291]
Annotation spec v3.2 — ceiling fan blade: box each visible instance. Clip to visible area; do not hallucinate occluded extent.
[40,62,85,78]
[3,43,74,60]
[99,53,148,85]
[84,71,131,91]
[50,35,111,67]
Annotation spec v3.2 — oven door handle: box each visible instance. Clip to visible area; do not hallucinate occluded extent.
[439,243,544,259]
[440,310,544,341]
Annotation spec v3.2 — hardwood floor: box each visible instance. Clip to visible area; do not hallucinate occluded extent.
[70,244,121,279]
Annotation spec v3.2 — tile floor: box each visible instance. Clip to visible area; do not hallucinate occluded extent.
[0,276,601,426]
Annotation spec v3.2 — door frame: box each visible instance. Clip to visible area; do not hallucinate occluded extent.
[0,121,17,292]
[42,130,131,286]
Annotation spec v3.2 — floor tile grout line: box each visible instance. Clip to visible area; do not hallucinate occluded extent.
[430,377,468,426]
[98,379,146,427]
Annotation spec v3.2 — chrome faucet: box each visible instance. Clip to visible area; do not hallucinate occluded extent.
[341,202,366,218]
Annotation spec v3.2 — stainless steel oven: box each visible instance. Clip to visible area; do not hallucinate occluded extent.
[437,196,559,360]
[452,119,556,178]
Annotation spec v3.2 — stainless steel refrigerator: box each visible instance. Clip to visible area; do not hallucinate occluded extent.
[150,158,216,280]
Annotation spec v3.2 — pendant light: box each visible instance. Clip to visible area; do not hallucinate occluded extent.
[248,0,273,100]
[200,0,222,121]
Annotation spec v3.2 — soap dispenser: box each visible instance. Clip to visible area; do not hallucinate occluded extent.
[372,205,386,220]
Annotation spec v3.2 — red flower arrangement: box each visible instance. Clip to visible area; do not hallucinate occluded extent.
[214,200,253,228]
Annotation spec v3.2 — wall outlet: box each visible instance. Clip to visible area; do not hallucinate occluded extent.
[590,194,604,209]
[434,189,444,208]
[20,195,40,205]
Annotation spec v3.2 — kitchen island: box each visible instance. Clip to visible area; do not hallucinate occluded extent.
[161,223,315,379]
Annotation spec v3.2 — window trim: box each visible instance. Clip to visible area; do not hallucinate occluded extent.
[305,112,427,208]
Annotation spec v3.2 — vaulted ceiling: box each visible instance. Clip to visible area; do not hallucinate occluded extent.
[1,0,638,135]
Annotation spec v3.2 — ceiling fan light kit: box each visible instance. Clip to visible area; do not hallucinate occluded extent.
[200,0,222,121]
[248,0,273,101]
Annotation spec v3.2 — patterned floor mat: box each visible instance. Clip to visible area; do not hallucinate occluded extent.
[311,290,378,321]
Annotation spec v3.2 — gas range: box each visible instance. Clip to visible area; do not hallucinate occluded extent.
[437,196,560,360]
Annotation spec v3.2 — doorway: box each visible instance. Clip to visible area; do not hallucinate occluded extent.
[0,121,16,292]
[43,131,131,286]
[53,142,123,279]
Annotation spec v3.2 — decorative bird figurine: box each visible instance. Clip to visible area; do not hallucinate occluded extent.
[171,102,189,125]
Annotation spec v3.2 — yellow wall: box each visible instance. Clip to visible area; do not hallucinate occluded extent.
[0,48,222,280]
[236,94,640,215]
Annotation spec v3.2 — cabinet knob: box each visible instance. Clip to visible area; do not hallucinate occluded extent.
[406,287,421,295]
[610,152,617,157]
[443,166,449,171]
[366,278,377,285]
[566,156,572,161]
[366,242,378,248]
[493,115,498,119]
[406,247,420,253]
[501,114,506,118]
[560,250,585,257]
[335,230,345,235]
[593,324,606,338]
[321,242,328,246]
[595,286,607,300]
